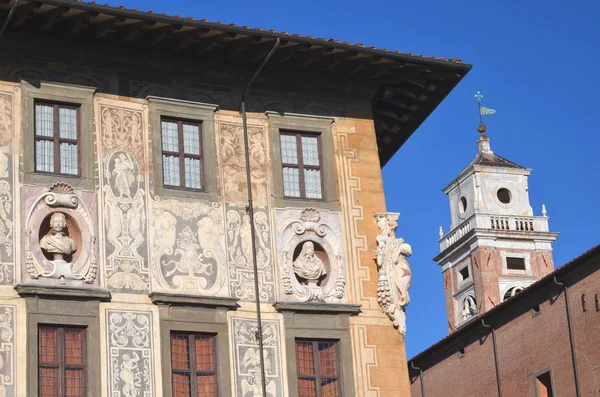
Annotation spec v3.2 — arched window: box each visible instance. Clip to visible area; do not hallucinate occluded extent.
[461,295,478,321]
[503,286,524,301]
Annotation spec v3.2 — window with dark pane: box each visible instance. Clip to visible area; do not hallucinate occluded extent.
[38,326,86,397]
[280,131,323,200]
[295,340,342,397]
[171,332,218,397]
[34,102,80,176]
[161,118,203,190]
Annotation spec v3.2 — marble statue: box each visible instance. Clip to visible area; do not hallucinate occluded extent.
[292,241,327,286]
[375,213,413,334]
[40,212,76,260]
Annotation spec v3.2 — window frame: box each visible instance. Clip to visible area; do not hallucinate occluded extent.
[16,285,108,397]
[160,117,205,191]
[280,130,325,200]
[501,251,532,276]
[152,293,237,397]
[533,368,555,397]
[295,339,342,397]
[455,259,472,290]
[268,112,338,210]
[148,96,218,201]
[275,303,358,397]
[34,100,82,177]
[21,81,96,188]
[38,325,87,397]
[170,331,219,397]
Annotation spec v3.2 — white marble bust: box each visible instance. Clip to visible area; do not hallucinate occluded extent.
[292,241,327,285]
[40,212,77,261]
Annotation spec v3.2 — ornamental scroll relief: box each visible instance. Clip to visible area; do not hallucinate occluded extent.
[218,121,269,205]
[99,103,149,293]
[0,305,15,397]
[275,208,346,303]
[24,183,97,286]
[231,317,282,397]
[374,213,413,335]
[107,310,155,397]
[150,198,228,296]
[0,92,14,284]
[226,204,274,302]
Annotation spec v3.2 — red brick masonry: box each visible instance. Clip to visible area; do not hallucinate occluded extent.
[409,245,600,397]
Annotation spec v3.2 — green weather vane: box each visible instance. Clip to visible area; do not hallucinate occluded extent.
[474,91,496,132]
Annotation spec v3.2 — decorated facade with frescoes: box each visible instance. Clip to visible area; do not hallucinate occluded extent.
[0,1,469,396]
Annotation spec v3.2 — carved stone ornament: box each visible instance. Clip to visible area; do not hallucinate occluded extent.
[276,208,346,303]
[25,183,97,284]
[374,212,413,335]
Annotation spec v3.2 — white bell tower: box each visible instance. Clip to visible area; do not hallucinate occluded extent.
[434,99,558,332]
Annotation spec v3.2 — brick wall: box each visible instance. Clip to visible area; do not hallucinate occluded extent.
[410,246,600,397]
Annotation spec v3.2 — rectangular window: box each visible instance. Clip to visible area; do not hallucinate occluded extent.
[280,131,323,200]
[506,257,526,271]
[161,119,203,190]
[38,326,86,397]
[296,340,342,397]
[458,266,470,283]
[536,371,553,397]
[34,102,80,175]
[171,332,218,397]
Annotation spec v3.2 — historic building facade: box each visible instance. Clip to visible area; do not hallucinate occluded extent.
[0,1,470,396]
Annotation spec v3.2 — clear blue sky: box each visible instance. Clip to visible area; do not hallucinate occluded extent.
[104,0,599,358]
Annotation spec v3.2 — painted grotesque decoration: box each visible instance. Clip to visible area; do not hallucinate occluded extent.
[97,102,149,293]
[231,318,282,397]
[107,310,155,397]
[25,183,97,285]
[150,198,228,296]
[226,204,274,302]
[275,208,345,303]
[375,212,413,335]
[0,90,14,285]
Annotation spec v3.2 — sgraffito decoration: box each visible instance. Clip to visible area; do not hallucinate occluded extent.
[98,102,149,293]
[231,317,282,397]
[0,305,15,396]
[374,213,413,335]
[218,120,269,205]
[150,198,228,296]
[275,207,346,303]
[107,310,155,397]
[226,204,274,302]
[0,91,14,284]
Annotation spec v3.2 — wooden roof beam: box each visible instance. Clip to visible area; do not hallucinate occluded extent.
[144,24,182,46]
[38,6,73,30]
[91,16,125,38]
[64,10,100,35]
[194,31,237,53]
[117,19,156,42]
[272,43,312,62]
[9,1,41,27]
[218,36,263,59]
[172,27,210,50]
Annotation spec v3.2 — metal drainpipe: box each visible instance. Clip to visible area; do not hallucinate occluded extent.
[553,276,581,397]
[410,361,425,397]
[240,37,280,397]
[0,0,20,38]
[481,319,502,397]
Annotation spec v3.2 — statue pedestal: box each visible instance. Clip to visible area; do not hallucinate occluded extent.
[43,259,80,283]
